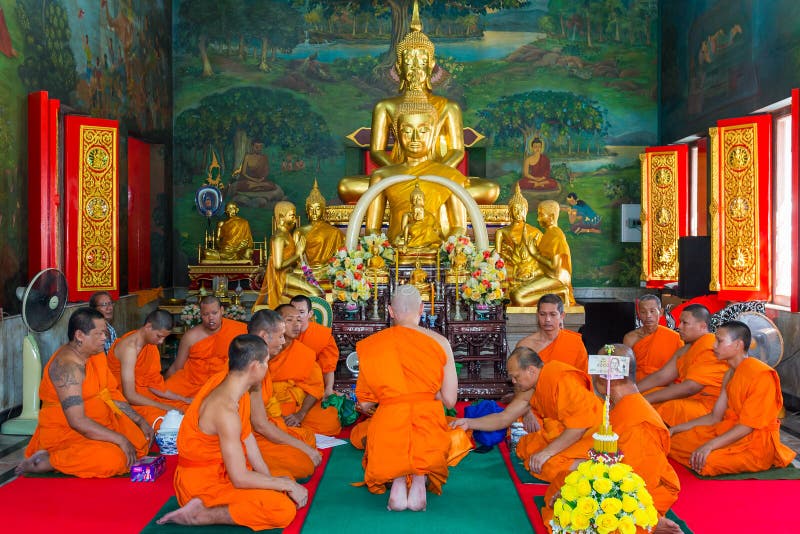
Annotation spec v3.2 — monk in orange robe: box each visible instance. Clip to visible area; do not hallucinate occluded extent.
[157,335,307,529]
[247,309,322,480]
[670,321,796,476]
[271,304,341,436]
[541,344,682,534]
[516,293,587,371]
[17,308,152,478]
[165,296,247,398]
[453,348,601,483]
[623,294,684,381]
[107,310,190,427]
[355,285,463,511]
[638,304,728,427]
[291,295,340,398]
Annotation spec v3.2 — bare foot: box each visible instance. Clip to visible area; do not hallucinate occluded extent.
[407,475,427,512]
[387,478,408,511]
[654,515,682,534]
[157,498,210,526]
[15,450,52,475]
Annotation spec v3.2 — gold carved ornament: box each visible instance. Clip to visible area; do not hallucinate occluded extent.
[640,151,680,284]
[77,126,117,291]
[708,127,720,291]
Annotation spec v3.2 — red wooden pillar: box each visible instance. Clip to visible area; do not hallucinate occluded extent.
[127,138,152,292]
[64,116,120,302]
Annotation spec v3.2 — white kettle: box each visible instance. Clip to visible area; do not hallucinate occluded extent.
[153,409,184,432]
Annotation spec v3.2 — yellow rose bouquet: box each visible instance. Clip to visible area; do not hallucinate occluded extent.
[551,460,659,534]
[327,246,372,305]
[461,249,507,306]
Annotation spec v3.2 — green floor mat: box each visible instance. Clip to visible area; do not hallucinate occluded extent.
[509,448,548,484]
[301,444,531,533]
[141,496,283,533]
[692,464,800,480]
[533,495,693,533]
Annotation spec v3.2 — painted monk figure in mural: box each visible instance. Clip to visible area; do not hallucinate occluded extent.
[519,138,557,191]
[623,294,684,382]
[17,308,152,478]
[638,304,728,427]
[232,140,277,193]
[669,321,796,476]
[164,296,248,398]
[107,310,190,427]
[158,335,307,530]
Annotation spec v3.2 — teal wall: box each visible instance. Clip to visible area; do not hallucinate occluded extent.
[171,0,659,288]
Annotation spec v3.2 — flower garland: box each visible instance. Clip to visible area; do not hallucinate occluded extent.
[360,232,395,264]
[223,304,247,322]
[550,460,659,534]
[440,234,476,266]
[180,304,201,327]
[461,249,507,306]
[327,246,372,304]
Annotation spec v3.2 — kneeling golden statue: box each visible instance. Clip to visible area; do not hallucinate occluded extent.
[201,202,254,263]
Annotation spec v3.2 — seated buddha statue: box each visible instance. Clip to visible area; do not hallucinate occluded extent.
[396,181,445,253]
[337,2,499,207]
[253,201,323,310]
[508,199,575,306]
[494,184,543,282]
[201,202,254,263]
[232,140,278,193]
[294,179,344,281]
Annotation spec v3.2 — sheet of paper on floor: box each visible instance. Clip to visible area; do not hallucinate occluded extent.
[315,434,348,449]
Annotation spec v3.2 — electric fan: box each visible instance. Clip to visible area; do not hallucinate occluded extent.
[736,311,784,368]
[1,268,68,435]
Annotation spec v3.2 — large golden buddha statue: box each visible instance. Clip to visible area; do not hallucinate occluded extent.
[294,179,344,281]
[508,199,575,306]
[201,202,254,263]
[253,201,323,310]
[338,1,499,208]
[494,184,543,281]
[396,181,445,252]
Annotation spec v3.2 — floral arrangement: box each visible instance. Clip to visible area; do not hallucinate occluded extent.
[223,304,247,322]
[440,234,475,269]
[360,232,395,264]
[180,304,201,327]
[550,460,659,534]
[461,249,507,306]
[301,263,322,289]
[327,246,372,304]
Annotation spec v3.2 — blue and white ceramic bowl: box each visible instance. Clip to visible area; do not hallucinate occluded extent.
[155,430,178,455]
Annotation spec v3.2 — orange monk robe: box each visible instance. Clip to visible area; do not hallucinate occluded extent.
[269,339,341,436]
[541,392,680,529]
[632,325,684,382]
[254,371,317,480]
[670,358,796,476]
[25,352,149,478]
[298,321,339,375]
[651,333,728,427]
[515,361,601,483]
[174,372,296,530]
[355,326,471,495]
[164,318,247,398]
[107,332,189,426]
[538,329,589,371]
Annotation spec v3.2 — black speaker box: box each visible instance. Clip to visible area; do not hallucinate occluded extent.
[677,236,711,299]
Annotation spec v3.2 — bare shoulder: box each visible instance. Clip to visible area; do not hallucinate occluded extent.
[516,332,541,350]
[181,325,208,346]
[198,388,239,436]
[48,352,85,389]
[622,329,642,348]
[114,335,138,362]
[411,326,452,354]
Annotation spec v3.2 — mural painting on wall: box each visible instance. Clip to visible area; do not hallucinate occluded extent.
[0,0,171,312]
[172,0,657,287]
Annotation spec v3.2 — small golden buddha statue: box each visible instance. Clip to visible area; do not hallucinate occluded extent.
[409,260,428,287]
[294,179,344,281]
[494,184,543,282]
[508,199,575,306]
[396,181,445,252]
[367,238,387,272]
[201,202,254,263]
[338,1,499,207]
[253,201,323,310]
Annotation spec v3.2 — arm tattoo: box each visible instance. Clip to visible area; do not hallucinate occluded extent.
[115,400,145,425]
[50,359,84,390]
[60,395,84,411]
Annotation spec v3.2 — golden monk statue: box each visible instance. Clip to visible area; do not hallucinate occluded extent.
[201,202,254,263]
[337,1,499,208]
[396,181,445,252]
[294,179,344,281]
[253,201,323,310]
[494,184,543,281]
[508,199,575,306]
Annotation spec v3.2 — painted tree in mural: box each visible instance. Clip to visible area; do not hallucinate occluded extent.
[15,1,76,100]
[476,90,609,155]
[173,87,336,182]
[177,0,237,77]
